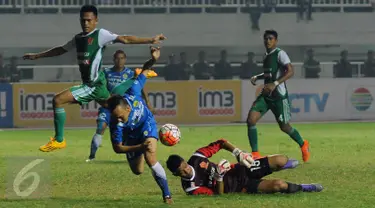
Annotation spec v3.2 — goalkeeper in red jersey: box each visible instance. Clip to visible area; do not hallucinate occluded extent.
[166,139,323,195]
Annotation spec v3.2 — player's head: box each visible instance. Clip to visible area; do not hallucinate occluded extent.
[263,30,278,50]
[113,50,127,69]
[80,5,98,34]
[107,95,131,123]
[166,154,193,178]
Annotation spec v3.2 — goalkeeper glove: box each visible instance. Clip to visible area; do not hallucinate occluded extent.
[232,148,255,168]
[214,159,231,182]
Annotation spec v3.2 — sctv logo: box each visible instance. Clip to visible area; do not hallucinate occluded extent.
[0,91,7,118]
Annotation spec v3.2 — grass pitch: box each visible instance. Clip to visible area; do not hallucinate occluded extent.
[0,122,374,208]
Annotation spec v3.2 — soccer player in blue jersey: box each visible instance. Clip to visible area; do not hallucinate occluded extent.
[106,94,173,203]
[86,47,159,162]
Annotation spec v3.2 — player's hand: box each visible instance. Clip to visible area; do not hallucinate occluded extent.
[232,148,254,168]
[23,53,39,60]
[263,83,276,96]
[150,46,161,61]
[142,140,154,152]
[214,159,231,181]
[151,34,166,44]
[250,76,257,85]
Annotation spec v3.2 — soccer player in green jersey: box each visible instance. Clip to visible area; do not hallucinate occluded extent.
[247,30,310,162]
[23,5,166,152]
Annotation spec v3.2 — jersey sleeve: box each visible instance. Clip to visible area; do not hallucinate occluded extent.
[188,187,214,196]
[195,139,227,158]
[109,120,124,144]
[278,50,291,66]
[61,37,76,51]
[136,74,147,88]
[98,29,119,47]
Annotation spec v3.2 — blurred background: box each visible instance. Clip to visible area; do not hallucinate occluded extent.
[1,0,375,128]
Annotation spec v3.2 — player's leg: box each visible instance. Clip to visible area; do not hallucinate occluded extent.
[86,107,110,162]
[143,137,172,203]
[266,154,299,171]
[127,152,145,175]
[142,120,172,203]
[252,179,323,194]
[247,95,269,159]
[271,98,310,162]
[39,88,77,152]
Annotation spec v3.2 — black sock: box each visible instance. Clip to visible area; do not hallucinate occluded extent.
[281,182,302,193]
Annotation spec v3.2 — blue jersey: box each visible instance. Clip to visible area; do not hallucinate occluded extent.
[110,94,158,144]
[104,67,134,92]
[122,94,152,129]
[125,74,147,97]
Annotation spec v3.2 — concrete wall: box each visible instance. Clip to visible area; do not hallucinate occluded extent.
[1,13,375,47]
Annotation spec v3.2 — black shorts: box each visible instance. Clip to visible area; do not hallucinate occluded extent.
[247,157,273,179]
[245,157,273,194]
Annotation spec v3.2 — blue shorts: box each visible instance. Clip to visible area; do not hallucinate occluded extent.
[97,107,111,125]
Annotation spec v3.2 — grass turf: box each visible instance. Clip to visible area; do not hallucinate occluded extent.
[0,122,374,208]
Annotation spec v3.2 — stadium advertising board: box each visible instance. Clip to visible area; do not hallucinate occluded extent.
[345,79,375,120]
[0,83,13,128]
[145,80,241,124]
[241,79,347,122]
[12,83,96,127]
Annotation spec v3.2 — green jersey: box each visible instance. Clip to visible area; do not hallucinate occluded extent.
[262,47,291,100]
[62,28,118,86]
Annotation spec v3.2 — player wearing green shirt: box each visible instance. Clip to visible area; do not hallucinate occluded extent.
[23,5,165,152]
[247,30,310,162]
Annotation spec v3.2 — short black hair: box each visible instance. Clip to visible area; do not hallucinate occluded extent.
[166,154,185,174]
[264,30,278,39]
[107,95,128,112]
[113,50,126,59]
[80,5,98,17]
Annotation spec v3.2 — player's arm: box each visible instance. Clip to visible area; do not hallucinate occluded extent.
[274,50,294,85]
[109,120,144,153]
[187,187,215,196]
[23,38,74,60]
[196,139,254,168]
[195,139,237,158]
[142,46,160,70]
[215,179,224,195]
[141,89,154,112]
[116,34,166,44]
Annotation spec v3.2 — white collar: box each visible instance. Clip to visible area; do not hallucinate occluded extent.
[266,47,278,55]
[182,165,195,181]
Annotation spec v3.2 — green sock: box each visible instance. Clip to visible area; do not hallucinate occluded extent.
[288,128,304,147]
[54,108,66,142]
[248,125,259,152]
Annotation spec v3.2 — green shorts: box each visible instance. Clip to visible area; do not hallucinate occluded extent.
[70,72,110,104]
[250,95,291,124]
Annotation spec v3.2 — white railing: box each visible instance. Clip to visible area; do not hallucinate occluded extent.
[0,0,371,12]
[16,61,366,82]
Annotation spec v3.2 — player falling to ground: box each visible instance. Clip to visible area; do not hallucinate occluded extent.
[166,139,323,195]
[22,5,165,152]
[106,93,172,203]
[247,29,310,162]
[87,47,159,162]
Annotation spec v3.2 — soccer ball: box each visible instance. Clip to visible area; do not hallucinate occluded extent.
[159,123,181,146]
